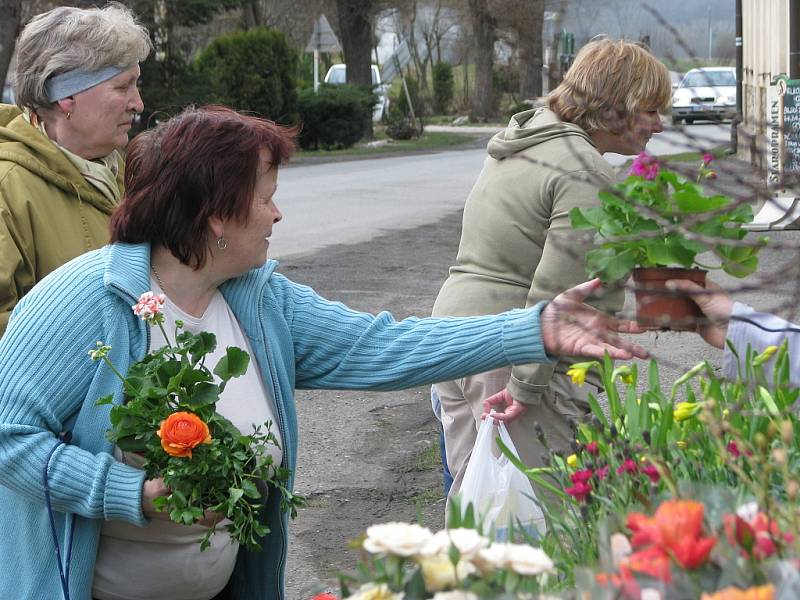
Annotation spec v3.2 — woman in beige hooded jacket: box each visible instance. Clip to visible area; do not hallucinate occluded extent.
[432,38,672,505]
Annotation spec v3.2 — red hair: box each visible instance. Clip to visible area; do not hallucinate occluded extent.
[110,105,297,268]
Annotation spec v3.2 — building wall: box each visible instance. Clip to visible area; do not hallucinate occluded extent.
[739,0,789,169]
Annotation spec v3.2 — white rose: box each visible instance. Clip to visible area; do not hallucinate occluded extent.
[476,542,512,569]
[430,528,489,559]
[363,522,434,557]
[346,583,404,600]
[506,544,554,576]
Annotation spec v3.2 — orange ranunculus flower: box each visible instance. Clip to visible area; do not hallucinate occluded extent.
[627,499,717,568]
[701,584,775,600]
[157,411,212,458]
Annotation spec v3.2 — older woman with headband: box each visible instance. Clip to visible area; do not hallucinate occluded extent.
[0,105,647,599]
[432,38,672,503]
[0,3,150,335]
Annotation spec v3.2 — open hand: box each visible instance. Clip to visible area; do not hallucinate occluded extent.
[540,279,649,360]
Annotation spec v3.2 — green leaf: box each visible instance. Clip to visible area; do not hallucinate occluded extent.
[95,394,114,406]
[673,189,729,213]
[187,381,220,408]
[228,487,244,504]
[214,347,250,381]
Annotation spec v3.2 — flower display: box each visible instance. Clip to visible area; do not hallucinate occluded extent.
[91,291,304,550]
[339,520,553,599]
[156,411,212,458]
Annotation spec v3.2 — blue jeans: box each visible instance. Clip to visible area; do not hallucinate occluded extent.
[431,385,453,496]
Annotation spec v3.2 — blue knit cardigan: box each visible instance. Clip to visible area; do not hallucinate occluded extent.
[0,242,551,600]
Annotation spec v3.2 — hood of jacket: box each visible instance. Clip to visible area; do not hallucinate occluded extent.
[0,103,119,215]
[487,107,596,160]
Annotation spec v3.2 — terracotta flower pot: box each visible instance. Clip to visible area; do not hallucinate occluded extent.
[632,267,707,331]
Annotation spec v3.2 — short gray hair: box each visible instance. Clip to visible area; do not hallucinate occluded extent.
[13,2,151,111]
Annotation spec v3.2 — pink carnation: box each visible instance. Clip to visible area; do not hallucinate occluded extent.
[586,441,600,456]
[617,458,638,476]
[566,481,592,502]
[702,152,714,166]
[629,153,659,180]
[133,291,166,322]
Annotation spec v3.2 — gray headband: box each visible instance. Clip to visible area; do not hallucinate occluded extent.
[44,65,126,102]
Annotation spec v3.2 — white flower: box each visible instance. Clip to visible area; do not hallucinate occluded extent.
[345,583,404,600]
[476,542,512,569]
[506,544,554,576]
[736,501,759,521]
[476,542,553,576]
[363,522,434,557]
[431,592,478,600]
[422,528,490,559]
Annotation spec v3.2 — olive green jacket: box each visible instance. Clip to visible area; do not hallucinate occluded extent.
[0,104,122,335]
[432,107,623,403]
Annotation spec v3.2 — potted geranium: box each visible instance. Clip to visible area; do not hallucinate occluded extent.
[569,153,766,330]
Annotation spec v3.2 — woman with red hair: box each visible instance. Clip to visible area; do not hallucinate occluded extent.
[0,105,646,599]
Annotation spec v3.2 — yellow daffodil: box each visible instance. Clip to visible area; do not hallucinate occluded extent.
[676,440,688,450]
[567,454,578,468]
[612,365,635,385]
[567,361,598,385]
[674,401,702,422]
[753,345,779,366]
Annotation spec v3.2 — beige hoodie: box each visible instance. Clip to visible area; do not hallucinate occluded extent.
[432,107,623,402]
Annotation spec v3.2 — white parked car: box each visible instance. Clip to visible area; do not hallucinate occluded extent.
[671,67,736,125]
[323,64,390,121]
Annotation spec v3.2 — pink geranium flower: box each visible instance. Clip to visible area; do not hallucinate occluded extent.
[132,291,166,324]
[629,153,660,180]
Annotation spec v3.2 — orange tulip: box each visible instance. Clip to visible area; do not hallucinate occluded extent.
[619,545,672,583]
[701,584,775,600]
[157,411,212,458]
[626,499,716,569]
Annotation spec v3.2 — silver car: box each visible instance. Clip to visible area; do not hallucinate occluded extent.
[671,67,736,125]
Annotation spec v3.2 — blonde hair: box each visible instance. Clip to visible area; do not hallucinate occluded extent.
[13,2,151,111]
[547,38,671,134]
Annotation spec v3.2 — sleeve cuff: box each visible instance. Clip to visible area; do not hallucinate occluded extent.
[501,302,556,367]
[103,461,148,525]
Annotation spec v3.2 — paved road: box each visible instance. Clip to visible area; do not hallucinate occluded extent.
[272,123,734,260]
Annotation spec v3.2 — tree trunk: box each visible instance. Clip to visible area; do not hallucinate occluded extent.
[242,1,264,29]
[0,0,22,93]
[468,0,496,122]
[335,0,374,137]
[516,0,544,99]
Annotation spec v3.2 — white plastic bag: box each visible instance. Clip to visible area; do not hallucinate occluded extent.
[458,416,546,541]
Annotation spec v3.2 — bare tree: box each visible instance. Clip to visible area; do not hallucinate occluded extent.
[467,0,496,121]
[335,0,375,86]
[0,0,22,89]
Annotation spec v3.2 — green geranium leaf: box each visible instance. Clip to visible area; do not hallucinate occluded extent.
[187,381,220,408]
[673,189,729,213]
[214,347,250,381]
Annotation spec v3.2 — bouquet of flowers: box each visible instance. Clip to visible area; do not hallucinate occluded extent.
[89,291,304,550]
[332,516,555,600]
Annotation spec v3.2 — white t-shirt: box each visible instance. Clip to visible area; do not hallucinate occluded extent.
[92,279,281,600]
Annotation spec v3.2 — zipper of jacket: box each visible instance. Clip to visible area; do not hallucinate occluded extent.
[255,285,287,600]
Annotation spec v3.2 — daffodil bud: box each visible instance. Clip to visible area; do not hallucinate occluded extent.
[753,345,779,366]
[782,420,794,445]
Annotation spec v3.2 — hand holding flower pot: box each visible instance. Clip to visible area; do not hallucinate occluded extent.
[570,153,766,330]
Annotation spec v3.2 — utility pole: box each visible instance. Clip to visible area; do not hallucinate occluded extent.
[707,5,712,60]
